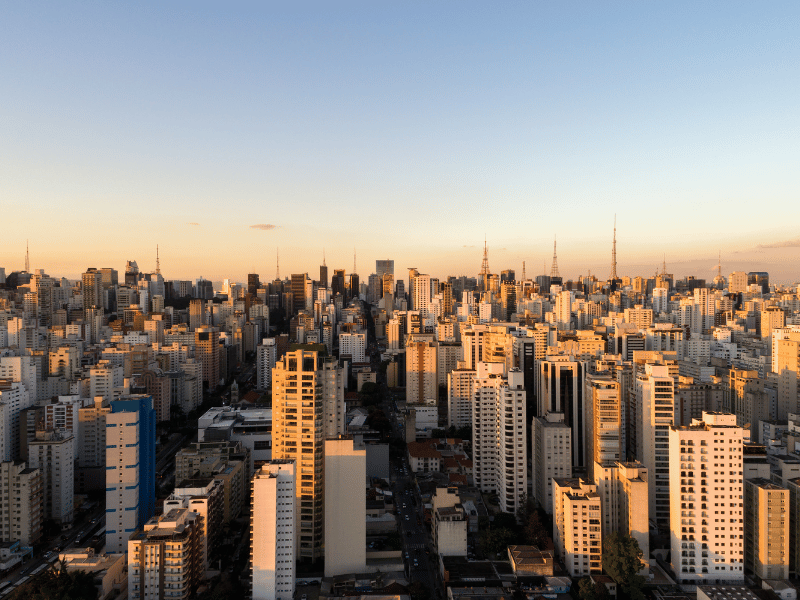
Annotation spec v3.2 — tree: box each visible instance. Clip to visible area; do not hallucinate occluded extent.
[577,577,610,600]
[601,532,646,600]
[492,512,518,530]
[10,564,98,600]
[522,509,550,548]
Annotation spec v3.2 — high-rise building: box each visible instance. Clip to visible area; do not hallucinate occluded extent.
[585,373,622,480]
[82,268,103,311]
[472,364,527,515]
[248,273,260,297]
[592,461,649,573]
[27,429,75,526]
[195,326,220,390]
[531,412,572,514]
[0,460,43,546]
[272,350,344,560]
[539,355,587,468]
[406,333,438,406]
[339,332,366,363]
[376,260,394,281]
[106,395,156,554]
[0,379,33,461]
[324,438,366,577]
[633,362,674,532]
[189,298,205,331]
[256,338,277,390]
[251,460,296,600]
[669,412,744,585]
[290,273,309,315]
[552,478,602,577]
[447,367,476,429]
[128,508,201,600]
[744,478,789,581]
[411,273,432,317]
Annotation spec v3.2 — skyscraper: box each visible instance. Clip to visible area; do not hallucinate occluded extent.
[106,395,156,553]
[195,326,220,390]
[82,268,103,311]
[669,412,744,584]
[271,350,344,561]
[251,460,296,600]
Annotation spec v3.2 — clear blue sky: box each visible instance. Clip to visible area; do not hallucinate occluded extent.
[2,2,799,282]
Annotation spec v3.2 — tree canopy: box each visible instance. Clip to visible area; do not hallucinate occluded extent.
[9,565,98,600]
[577,577,610,600]
[601,532,646,600]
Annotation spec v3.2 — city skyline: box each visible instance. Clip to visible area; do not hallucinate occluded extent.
[3,238,798,285]
[2,2,799,279]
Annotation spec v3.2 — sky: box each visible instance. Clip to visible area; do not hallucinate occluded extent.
[2,2,800,283]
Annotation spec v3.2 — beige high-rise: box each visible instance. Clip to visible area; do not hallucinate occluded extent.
[744,478,789,581]
[272,349,344,561]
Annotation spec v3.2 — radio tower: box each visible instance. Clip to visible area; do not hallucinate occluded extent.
[155,245,161,275]
[550,237,560,279]
[480,237,490,291]
[25,240,30,272]
[522,261,526,281]
[610,215,617,280]
[276,248,280,281]
[717,251,722,279]
[662,254,667,276]
[353,248,357,274]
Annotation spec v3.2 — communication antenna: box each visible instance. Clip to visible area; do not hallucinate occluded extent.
[550,237,560,278]
[480,237,490,291]
[25,240,30,272]
[276,248,280,281]
[610,215,617,280]
[156,245,161,275]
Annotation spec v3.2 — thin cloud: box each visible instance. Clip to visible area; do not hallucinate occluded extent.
[187,222,200,226]
[463,245,476,248]
[250,224,277,231]
[757,238,800,249]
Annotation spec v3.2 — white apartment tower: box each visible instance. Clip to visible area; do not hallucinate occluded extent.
[447,366,476,429]
[552,478,603,577]
[634,363,674,532]
[256,338,277,391]
[531,412,572,514]
[27,429,76,526]
[472,364,527,516]
[592,461,649,573]
[585,373,622,481]
[669,411,744,585]
[339,332,366,363]
[0,460,43,547]
[251,460,296,600]
[324,438,367,577]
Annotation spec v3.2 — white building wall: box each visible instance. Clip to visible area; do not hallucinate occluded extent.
[324,439,366,577]
[251,461,296,600]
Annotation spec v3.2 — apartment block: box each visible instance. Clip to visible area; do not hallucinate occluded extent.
[251,461,296,600]
[128,508,201,600]
[744,478,789,581]
[669,411,744,585]
[552,478,602,578]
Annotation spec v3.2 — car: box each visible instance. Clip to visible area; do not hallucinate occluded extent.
[301,595,308,600]
[405,552,409,559]
[405,515,409,520]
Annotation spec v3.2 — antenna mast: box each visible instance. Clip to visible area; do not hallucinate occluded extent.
[25,240,30,272]
[522,261,526,281]
[156,245,161,275]
[550,237,560,279]
[610,215,617,280]
[276,248,280,281]
[480,237,490,291]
